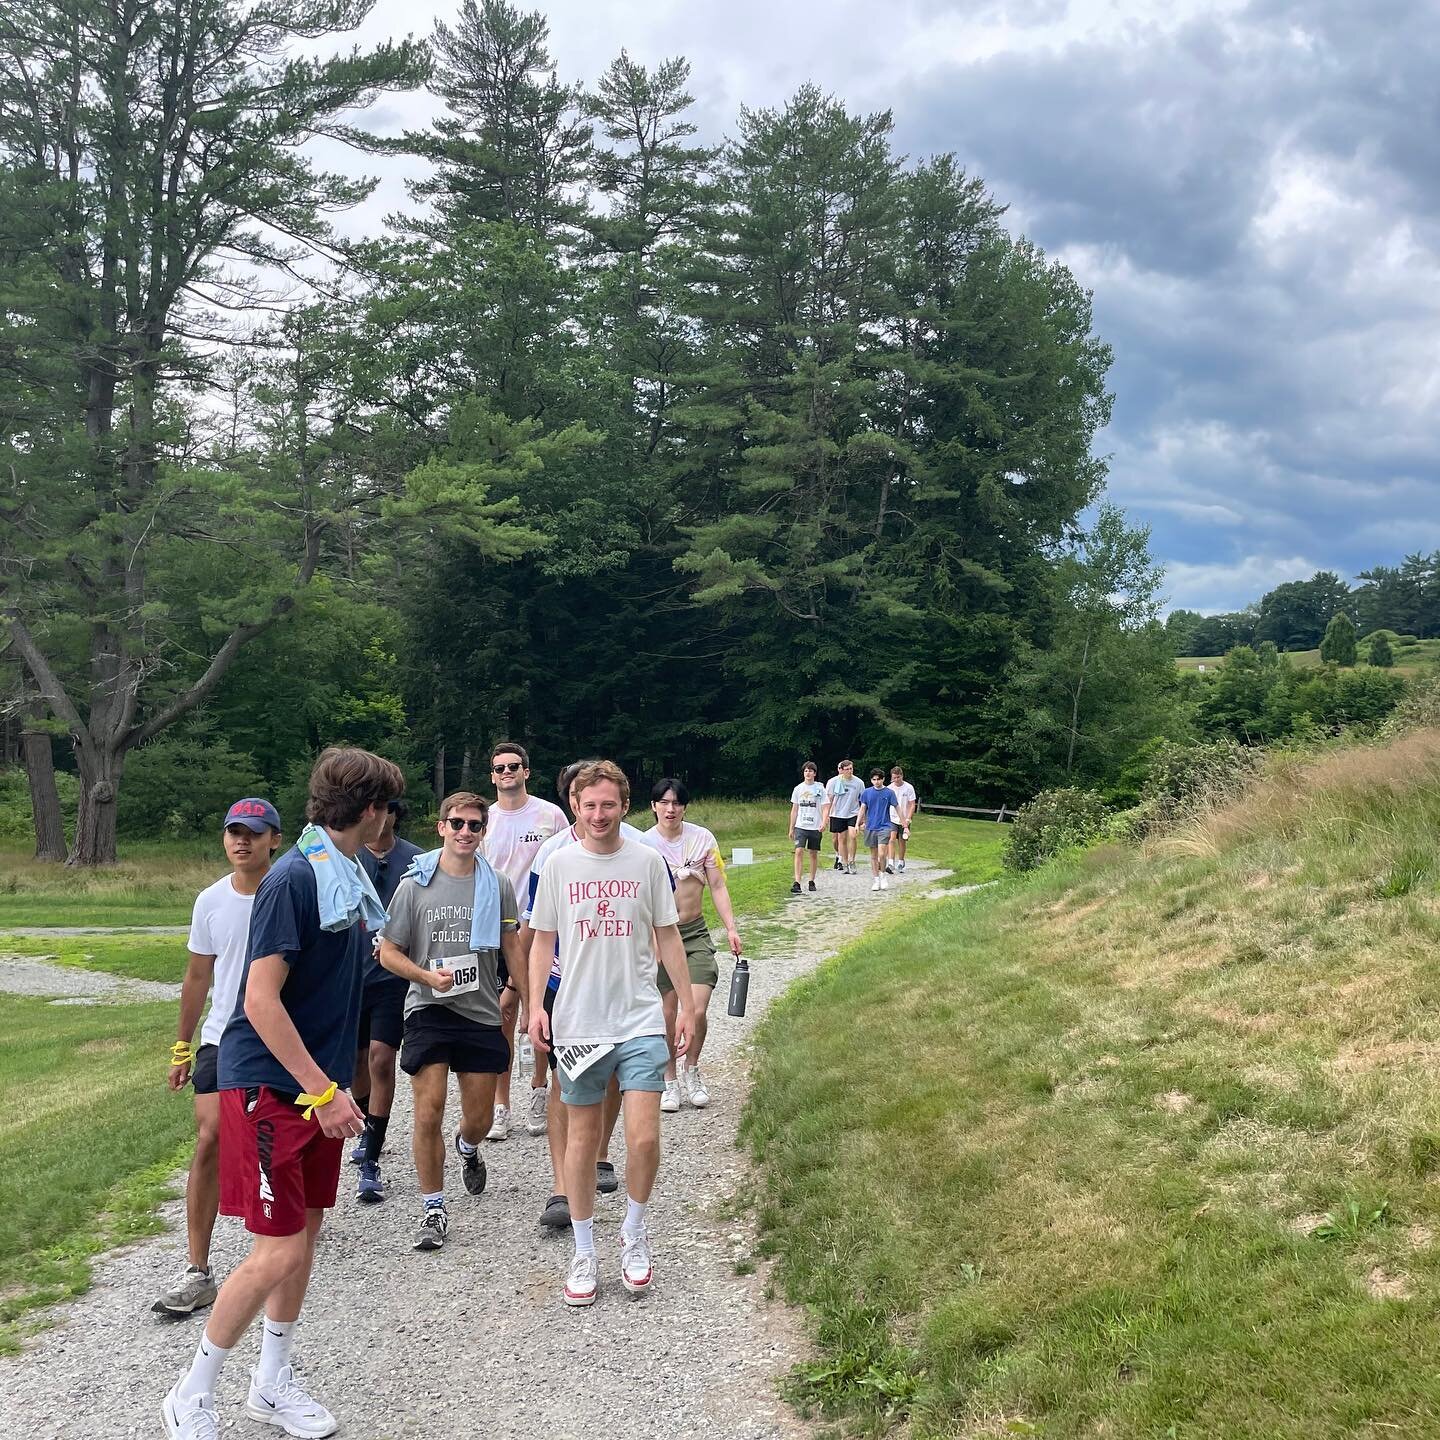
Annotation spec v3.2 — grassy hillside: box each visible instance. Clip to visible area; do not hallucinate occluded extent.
[744,728,1440,1438]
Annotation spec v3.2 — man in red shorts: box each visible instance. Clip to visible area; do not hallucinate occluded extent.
[162,747,404,1440]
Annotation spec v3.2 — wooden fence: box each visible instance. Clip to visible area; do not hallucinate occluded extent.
[921,802,1016,823]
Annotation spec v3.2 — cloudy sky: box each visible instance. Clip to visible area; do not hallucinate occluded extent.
[324,0,1440,613]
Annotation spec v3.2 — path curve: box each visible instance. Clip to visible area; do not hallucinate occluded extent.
[0,860,949,1440]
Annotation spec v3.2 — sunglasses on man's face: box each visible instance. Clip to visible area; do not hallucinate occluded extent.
[492,761,524,774]
[445,816,485,834]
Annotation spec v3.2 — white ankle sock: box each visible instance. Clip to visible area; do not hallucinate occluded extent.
[256,1317,295,1388]
[423,1190,445,1207]
[573,1217,596,1258]
[623,1198,648,1238]
[457,1135,478,1156]
[178,1330,230,1401]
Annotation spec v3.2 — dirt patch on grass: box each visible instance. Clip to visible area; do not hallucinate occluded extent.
[1292,1212,1328,1236]
[1330,1040,1440,1074]
[1406,1224,1435,1250]
[1365,1266,1413,1300]
[75,1038,125,1056]
[1155,1091,1195,1113]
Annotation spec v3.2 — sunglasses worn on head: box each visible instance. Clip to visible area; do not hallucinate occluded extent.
[445,816,485,833]
[492,761,523,774]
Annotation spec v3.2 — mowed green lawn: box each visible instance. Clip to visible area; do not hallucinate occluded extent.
[0,994,194,1352]
[743,731,1440,1438]
[1176,636,1440,672]
[0,800,1003,1350]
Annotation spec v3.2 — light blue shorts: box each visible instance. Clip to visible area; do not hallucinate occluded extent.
[559,1033,669,1107]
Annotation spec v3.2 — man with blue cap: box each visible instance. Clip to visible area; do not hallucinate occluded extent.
[155,797,283,1317]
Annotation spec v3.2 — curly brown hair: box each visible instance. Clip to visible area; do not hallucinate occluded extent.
[570,759,630,809]
[305,748,405,830]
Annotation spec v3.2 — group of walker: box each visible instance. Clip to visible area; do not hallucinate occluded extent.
[157,745,753,1440]
[789,759,918,892]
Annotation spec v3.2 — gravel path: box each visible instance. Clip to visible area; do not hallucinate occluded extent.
[0,859,949,1440]
[0,953,181,1003]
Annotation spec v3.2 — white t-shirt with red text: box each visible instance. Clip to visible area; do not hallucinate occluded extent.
[529,838,679,1046]
[484,796,568,900]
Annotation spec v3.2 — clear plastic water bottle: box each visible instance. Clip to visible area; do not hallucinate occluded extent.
[727,956,751,1017]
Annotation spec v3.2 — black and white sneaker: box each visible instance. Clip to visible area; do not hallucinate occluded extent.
[833,857,843,871]
[413,1204,448,1251]
[790,881,801,895]
[807,880,816,892]
[455,1132,487,1196]
[884,860,895,874]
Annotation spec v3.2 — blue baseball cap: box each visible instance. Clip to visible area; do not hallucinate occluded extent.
[224,797,282,833]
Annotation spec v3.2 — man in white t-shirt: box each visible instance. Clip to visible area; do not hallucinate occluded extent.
[154,797,282,1316]
[825,759,864,875]
[482,740,567,1142]
[788,761,828,894]
[528,760,694,1307]
[523,761,646,1229]
[888,765,918,873]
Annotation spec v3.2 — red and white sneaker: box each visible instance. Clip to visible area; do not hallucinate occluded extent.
[565,1252,599,1307]
[620,1229,654,1295]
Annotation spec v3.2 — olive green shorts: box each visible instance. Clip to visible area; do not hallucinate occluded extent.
[657,914,720,994]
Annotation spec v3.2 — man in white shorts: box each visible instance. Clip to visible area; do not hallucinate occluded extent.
[528,760,695,1307]
[825,759,863,874]
[887,765,918,873]
[788,760,827,894]
[643,778,743,1112]
[482,740,567,1142]
[379,791,526,1251]
[156,798,283,1316]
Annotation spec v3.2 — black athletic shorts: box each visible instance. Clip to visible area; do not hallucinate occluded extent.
[793,827,822,851]
[191,1043,219,1095]
[357,974,405,1051]
[400,1007,511,1076]
[829,815,856,834]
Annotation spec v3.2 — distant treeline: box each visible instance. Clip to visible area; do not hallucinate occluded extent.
[1167,554,1440,656]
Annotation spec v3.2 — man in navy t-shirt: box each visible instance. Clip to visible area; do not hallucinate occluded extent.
[858,769,898,892]
[164,746,405,1440]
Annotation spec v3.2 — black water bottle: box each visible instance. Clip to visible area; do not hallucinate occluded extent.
[727,956,751,1017]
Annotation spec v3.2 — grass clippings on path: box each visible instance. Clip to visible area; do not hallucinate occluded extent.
[744,730,1440,1439]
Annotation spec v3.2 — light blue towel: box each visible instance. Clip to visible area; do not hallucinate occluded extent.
[297,823,389,933]
[403,849,501,951]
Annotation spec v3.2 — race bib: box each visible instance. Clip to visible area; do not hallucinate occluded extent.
[440,954,482,996]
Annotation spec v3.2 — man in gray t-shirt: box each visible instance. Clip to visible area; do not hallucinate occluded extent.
[379,792,525,1252]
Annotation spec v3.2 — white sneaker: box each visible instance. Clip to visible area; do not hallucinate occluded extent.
[898,860,906,872]
[526,1085,549,1136]
[163,1386,220,1440]
[246,1365,338,1437]
[565,1252,599,1307]
[871,878,881,892]
[661,1078,682,1112]
[486,1104,510,1141]
[684,1067,711,1108]
[880,875,889,890]
[620,1229,654,1294]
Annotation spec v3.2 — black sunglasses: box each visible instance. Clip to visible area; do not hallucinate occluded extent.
[445,816,485,833]
[492,761,524,774]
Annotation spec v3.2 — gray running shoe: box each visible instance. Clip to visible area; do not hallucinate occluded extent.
[455,1131,487,1196]
[356,1159,385,1204]
[414,1204,449,1251]
[153,1264,217,1315]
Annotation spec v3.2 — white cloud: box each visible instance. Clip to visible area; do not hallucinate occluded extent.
[1164,554,1319,613]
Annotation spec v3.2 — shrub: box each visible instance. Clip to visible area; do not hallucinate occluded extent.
[1380,675,1440,738]
[1368,632,1395,668]
[118,735,265,838]
[1320,612,1357,666]
[1003,787,1109,872]
[0,766,80,842]
[1123,737,1262,839]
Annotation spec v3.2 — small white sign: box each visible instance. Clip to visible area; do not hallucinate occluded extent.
[732,847,754,866]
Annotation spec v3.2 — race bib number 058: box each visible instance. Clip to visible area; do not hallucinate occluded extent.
[443,955,482,996]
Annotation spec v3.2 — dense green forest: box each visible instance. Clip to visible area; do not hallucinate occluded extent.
[0,0,1425,862]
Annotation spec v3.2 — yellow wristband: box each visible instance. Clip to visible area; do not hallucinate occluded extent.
[169,1042,194,1065]
[295,1081,338,1120]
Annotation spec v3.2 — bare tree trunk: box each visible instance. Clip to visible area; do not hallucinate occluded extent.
[21,709,66,862]
[459,746,472,789]
[70,744,124,866]
[434,742,446,803]
[1064,627,1093,781]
